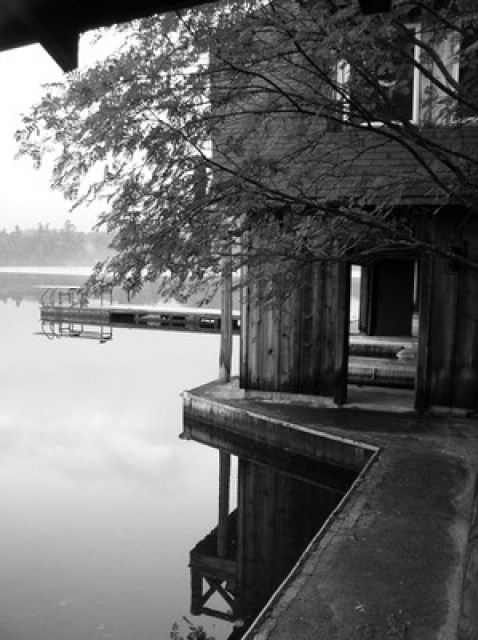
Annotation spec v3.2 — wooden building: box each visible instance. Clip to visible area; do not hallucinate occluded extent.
[233,11,478,413]
[1,1,477,414]
[240,129,478,412]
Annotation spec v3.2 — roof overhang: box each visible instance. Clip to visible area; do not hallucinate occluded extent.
[0,0,392,72]
[0,0,214,71]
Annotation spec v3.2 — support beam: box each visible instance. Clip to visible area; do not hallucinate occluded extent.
[39,29,79,73]
[2,0,78,71]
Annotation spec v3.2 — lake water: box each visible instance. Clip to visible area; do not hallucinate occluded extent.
[0,269,237,640]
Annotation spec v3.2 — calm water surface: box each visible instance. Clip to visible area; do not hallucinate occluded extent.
[0,271,237,640]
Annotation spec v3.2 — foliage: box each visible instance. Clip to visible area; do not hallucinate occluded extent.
[0,222,111,266]
[170,617,215,640]
[15,0,478,298]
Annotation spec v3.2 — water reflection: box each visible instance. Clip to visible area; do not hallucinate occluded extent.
[183,422,355,636]
[39,319,114,342]
[0,275,239,640]
[1,269,350,640]
[0,271,89,305]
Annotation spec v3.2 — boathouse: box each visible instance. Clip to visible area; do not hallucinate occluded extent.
[240,133,478,412]
[222,7,478,413]
[180,8,478,635]
[3,3,478,639]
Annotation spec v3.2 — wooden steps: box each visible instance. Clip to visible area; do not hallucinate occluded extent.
[348,335,417,389]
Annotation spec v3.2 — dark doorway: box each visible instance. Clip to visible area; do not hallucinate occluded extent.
[366,259,415,337]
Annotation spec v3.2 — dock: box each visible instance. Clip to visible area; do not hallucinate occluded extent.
[38,285,240,340]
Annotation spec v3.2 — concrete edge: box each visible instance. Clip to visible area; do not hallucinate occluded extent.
[181,389,378,454]
[185,378,417,415]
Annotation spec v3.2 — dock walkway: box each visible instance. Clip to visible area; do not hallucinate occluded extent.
[183,380,478,640]
[41,302,241,334]
[38,286,240,337]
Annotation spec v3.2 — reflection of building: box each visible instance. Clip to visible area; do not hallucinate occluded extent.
[182,409,364,629]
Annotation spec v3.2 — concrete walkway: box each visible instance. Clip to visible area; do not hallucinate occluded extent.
[183,380,478,640]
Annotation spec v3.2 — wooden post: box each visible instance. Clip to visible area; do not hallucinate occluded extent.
[217,451,231,558]
[415,251,432,413]
[333,261,351,406]
[359,265,370,334]
[240,233,249,390]
[219,253,233,383]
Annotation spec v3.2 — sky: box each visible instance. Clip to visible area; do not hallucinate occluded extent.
[0,34,117,232]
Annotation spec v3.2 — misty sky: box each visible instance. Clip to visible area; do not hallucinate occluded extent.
[0,34,117,232]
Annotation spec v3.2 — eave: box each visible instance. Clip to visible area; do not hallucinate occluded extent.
[0,0,214,71]
[0,0,392,73]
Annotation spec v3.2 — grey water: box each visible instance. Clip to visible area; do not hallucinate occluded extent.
[0,269,235,640]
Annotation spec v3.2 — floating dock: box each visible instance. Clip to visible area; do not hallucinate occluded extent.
[38,285,240,340]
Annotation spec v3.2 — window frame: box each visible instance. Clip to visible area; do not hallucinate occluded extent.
[337,23,421,126]
[450,27,478,123]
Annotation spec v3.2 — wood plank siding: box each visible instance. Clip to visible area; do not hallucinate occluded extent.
[241,261,350,400]
[416,212,478,411]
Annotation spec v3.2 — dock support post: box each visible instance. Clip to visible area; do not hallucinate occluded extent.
[219,253,233,383]
[217,451,231,558]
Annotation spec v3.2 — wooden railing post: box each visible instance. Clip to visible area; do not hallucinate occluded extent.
[219,253,233,383]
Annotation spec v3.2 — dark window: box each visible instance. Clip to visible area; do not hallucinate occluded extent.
[348,26,418,123]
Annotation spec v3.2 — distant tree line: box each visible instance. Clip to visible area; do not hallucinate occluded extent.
[0,221,111,266]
